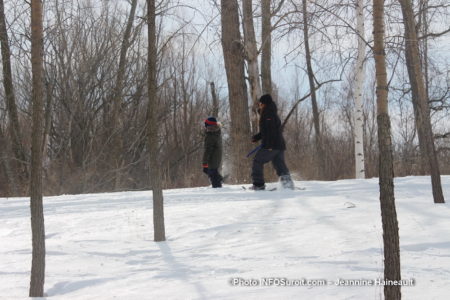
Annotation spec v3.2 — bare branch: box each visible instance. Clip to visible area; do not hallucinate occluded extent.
[435,132,450,139]
[282,78,341,130]
[419,27,450,40]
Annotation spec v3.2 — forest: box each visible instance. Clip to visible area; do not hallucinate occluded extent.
[1,0,449,298]
[0,0,449,197]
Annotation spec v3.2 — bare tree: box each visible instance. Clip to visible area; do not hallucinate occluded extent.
[373,0,401,298]
[261,0,272,95]
[210,81,219,117]
[0,0,447,197]
[353,0,366,179]
[148,0,165,242]
[29,0,46,296]
[243,0,262,133]
[109,0,138,190]
[0,0,28,189]
[0,125,15,195]
[397,0,445,204]
[220,0,251,182]
[301,0,326,179]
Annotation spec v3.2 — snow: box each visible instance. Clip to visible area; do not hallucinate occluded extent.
[1,176,450,300]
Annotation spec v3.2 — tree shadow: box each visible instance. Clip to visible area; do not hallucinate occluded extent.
[46,278,115,296]
[157,242,208,300]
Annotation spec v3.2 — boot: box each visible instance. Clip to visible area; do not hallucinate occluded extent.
[280,175,294,190]
[249,183,265,190]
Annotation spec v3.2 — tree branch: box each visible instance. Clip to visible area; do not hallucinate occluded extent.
[437,147,450,153]
[419,27,450,40]
[282,78,341,130]
[435,132,450,139]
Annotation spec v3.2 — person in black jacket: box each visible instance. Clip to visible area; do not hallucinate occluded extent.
[202,117,223,188]
[250,94,294,190]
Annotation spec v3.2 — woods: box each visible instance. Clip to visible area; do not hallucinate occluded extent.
[0,0,448,196]
[0,0,448,298]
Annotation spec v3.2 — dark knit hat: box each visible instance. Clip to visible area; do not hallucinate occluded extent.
[204,117,218,127]
[259,94,273,105]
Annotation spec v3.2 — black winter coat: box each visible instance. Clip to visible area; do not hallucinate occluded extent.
[202,126,222,169]
[252,108,286,150]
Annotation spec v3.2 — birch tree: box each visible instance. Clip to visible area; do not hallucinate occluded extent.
[29,0,46,296]
[353,0,366,179]
[373,0,401,298]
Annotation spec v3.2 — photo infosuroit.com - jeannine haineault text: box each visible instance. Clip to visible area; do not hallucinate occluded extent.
[229,277,415,287]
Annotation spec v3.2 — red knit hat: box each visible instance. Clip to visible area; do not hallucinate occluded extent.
[204,117,218,127]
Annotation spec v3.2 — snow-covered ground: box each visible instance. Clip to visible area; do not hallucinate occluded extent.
[1,176,450,300]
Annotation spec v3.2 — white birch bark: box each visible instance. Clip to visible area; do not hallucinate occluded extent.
[353,0,366,179]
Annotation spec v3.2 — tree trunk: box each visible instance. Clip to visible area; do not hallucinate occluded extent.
[243,0,262,134]
[0,125,17,195]
[353,0,366,179]
[261,0,272,95]
[373,0,402,298]
[418,0,429,102]
[302,0,326,179]
[147,0,165,242]
[210,81,219,117]
[29,0,46,296]
[0,0,28,190]
[220,0,251,183]
[109,0,138,190]
[398,0,445,204]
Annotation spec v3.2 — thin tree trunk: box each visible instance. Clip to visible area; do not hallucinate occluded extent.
[221,0,251,183]
[373,0,401,298]
[147,0,165,242]
[110,0,138,190]
[42,79,53,160]
[243,0,262,134]
[261,0,272,95]
[29,0,46,296]
[302,0,326,179]
[353,0,366,179]
[210,81,219,117]
[180,38,190,160]
[418,0,429,101]
[172,69,179,146]
[0,126,17,195]
[0,0,28,189]
[398,0,445,203]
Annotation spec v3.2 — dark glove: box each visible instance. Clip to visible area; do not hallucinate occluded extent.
[252,133,261,143]
[202,164,208,174]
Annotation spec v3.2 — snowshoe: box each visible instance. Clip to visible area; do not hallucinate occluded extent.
[280,175,294,190]
[248,184,266,191]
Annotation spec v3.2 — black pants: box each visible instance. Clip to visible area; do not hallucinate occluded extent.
[208,169,223,188]
[251,149,290,186]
